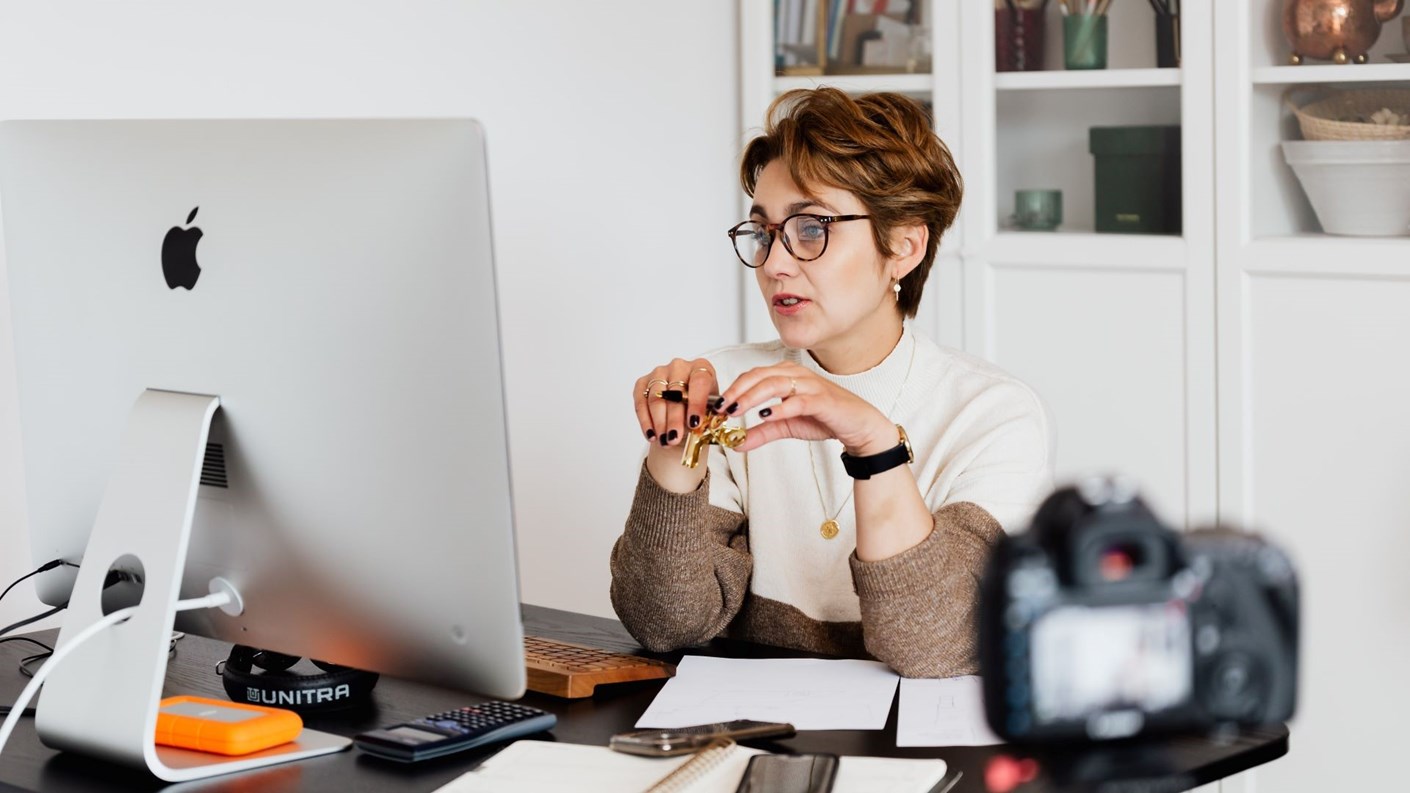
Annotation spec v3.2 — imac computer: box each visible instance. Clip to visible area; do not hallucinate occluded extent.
[0,119,525,780]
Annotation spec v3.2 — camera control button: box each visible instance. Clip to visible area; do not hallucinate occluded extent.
[1220,663,1249,693]
[1196,624,1221,655]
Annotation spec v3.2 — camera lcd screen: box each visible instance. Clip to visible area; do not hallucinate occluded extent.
[1030,602,1192,723]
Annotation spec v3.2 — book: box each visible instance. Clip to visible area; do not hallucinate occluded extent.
[434,739,949,793]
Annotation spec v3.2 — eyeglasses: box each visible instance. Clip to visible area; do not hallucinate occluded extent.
[726,213,870,269]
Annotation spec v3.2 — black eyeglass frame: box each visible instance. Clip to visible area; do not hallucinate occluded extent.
[725,213,871,269]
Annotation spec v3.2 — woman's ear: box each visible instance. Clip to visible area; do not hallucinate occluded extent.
[889,223,928,282]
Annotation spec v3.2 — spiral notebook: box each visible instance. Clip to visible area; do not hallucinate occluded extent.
[436,738,949,793]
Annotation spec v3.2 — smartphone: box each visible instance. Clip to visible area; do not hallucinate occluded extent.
[609,720,796,757]
[735,753,839,793]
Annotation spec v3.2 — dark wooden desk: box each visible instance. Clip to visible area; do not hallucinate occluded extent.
[0,605,1287,792]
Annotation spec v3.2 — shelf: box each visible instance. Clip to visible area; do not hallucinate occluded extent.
[981,231,1187,269]
[1244,235,1410,276]
[774,73,932,94]
[1252,63,1410,85]
[995,68,1182,91]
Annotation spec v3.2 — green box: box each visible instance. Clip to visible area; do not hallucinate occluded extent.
[1089,125,1182,235]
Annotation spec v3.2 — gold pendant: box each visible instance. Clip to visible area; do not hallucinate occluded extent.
[819,519,839,540]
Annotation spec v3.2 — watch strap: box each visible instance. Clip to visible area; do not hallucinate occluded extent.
[840,425,913,480]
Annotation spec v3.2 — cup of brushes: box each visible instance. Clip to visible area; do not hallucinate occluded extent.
[1060,0,1110,70]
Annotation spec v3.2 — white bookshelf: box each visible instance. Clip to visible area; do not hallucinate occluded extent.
[742,4,1410,791]
[1217,4,1410,793]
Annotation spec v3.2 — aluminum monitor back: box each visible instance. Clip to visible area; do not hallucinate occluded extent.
[0,118,526,698]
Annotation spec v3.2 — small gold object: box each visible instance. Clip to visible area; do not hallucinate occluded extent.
[680,413,747,469]
[820,519,840,540]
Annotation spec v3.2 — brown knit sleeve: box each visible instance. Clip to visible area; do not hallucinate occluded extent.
[609,462,753,652]
[848,501,1003,678]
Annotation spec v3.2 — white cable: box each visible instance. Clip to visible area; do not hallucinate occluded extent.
[0,589,235,756]
[174,591,234,613]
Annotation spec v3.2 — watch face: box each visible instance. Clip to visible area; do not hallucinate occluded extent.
[898,425,914,463]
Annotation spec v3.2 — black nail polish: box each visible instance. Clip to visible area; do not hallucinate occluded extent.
[662,389,684,403]
[645,429,656,440]
[726,402,738,414]
[708,396,725,412]
[659,435,669,446]
[689,415,700,428]
[759,407,772,418]
[668,429,679,442]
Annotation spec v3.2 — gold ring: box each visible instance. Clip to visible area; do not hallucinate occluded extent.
[788,378,798,398]
[692,367,713,376]
[667,381,688,390]
[643,378,669,398]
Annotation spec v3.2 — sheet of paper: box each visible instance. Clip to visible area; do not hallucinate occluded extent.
[833,756,949,793]
[435,740,947,793]
[635,655,900,731]
[897,675,1004,747]
[435,740,763,793]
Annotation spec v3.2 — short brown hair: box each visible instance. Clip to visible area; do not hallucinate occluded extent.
[740,87,963,318]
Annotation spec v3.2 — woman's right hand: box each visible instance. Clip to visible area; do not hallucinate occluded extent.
[633,357,718,492]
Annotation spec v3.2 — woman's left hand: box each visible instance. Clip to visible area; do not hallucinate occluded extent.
[716,362,897,456]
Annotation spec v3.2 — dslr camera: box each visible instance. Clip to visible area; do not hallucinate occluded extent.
[978,477,1298,743]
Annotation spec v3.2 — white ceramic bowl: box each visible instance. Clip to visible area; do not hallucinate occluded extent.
[1282,140,1410,236]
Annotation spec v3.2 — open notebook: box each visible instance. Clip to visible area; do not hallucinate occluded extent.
[436,739,949,793]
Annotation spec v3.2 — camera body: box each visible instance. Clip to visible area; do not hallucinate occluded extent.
[978,478,1298,743]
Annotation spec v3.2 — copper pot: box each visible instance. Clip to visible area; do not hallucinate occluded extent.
[1284,0,1406,64]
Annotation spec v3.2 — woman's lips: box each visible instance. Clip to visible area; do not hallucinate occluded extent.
[773,295,810,316]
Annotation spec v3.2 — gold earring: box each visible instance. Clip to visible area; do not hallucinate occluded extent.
[893,281,901,301]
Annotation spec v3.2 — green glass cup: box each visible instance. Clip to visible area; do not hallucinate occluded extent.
[1063,15,1108,70]
[1013,189,1063,231]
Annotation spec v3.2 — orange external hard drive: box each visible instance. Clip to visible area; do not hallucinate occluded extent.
[155,695,303,756]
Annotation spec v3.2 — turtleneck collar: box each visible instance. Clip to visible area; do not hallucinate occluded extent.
[787,324,917,414]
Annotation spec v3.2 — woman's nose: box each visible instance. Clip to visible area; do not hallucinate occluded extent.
[759,236,800,277]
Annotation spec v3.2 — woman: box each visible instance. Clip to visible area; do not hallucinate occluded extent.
[610,88,1052,678]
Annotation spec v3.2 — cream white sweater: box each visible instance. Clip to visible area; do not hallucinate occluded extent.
[610,326,1055,676]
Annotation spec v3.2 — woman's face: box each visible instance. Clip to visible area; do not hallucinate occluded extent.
[750,159,899,356]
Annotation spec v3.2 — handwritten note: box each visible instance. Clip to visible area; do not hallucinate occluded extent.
[896,676,1004,747]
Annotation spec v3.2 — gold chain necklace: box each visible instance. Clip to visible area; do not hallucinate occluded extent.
[806,331,917,540]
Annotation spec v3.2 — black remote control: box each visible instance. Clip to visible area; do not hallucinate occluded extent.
[352,701,556,763]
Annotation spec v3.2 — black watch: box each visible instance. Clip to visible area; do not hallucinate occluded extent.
[840,425,914,480]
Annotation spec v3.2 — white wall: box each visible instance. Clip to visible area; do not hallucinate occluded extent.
[0,1,742,627]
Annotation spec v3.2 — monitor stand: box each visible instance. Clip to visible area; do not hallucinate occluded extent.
[34,389,350,781]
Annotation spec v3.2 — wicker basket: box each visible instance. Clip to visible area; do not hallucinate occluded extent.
[1286,88,1410,141]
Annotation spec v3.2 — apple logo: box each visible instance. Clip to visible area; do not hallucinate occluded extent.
[162,206,204,290]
